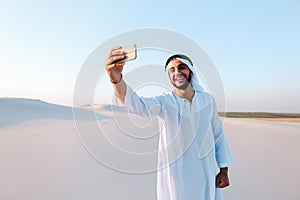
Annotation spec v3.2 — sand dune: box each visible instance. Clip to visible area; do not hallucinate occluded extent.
[0,98,109,128]
[0,98,299,199]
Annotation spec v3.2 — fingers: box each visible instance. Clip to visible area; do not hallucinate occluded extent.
[219,182,229,188]
[110,46,122,52]
[105,46,126,81]
[105,46,125,67]
[106,62,125,72]
[217,179,225,188]
[105,55,125,66]
[216,178,229,188]
[216,173,230,188]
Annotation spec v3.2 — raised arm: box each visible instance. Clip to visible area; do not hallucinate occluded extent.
[105,46,127,104]
[104,46,163,118]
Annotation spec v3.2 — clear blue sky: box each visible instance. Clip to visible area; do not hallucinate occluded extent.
[1,0,299,112]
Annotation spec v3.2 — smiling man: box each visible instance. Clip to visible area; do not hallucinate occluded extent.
[105,46,233,200]
[168,59,192,90]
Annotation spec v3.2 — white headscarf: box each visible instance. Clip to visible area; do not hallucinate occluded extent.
[166,57,204,92]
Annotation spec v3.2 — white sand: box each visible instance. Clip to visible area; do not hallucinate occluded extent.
[222,118,300,200]
[0,98,299,199]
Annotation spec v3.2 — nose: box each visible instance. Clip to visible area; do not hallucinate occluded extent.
[174,68,181,75]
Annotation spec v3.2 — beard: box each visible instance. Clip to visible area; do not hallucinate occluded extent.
[170,72,192,90]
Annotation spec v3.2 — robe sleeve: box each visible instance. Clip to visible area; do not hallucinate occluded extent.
[116,84,164,118]
[211,97,233,168]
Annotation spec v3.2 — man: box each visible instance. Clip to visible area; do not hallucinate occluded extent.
[105,46,233,200]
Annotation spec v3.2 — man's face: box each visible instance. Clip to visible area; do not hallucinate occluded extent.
[166,59,192,90]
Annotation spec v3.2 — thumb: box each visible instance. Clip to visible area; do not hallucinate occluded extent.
[216,178,222,187]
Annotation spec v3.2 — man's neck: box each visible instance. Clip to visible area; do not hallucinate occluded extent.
[174,84,195,102]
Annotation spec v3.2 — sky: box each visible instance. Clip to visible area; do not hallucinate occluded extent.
[0,0,299,113]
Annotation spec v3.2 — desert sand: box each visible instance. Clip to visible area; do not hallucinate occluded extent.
[0,98,299,199]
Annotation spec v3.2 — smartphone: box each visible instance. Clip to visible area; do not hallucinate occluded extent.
[115,44,137,63]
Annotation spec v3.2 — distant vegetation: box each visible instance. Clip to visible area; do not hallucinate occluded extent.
[218,112,300,118]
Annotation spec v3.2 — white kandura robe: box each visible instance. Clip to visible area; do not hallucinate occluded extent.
[122,85,233,200]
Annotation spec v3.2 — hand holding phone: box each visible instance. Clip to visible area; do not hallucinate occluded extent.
[115,44,137,63]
